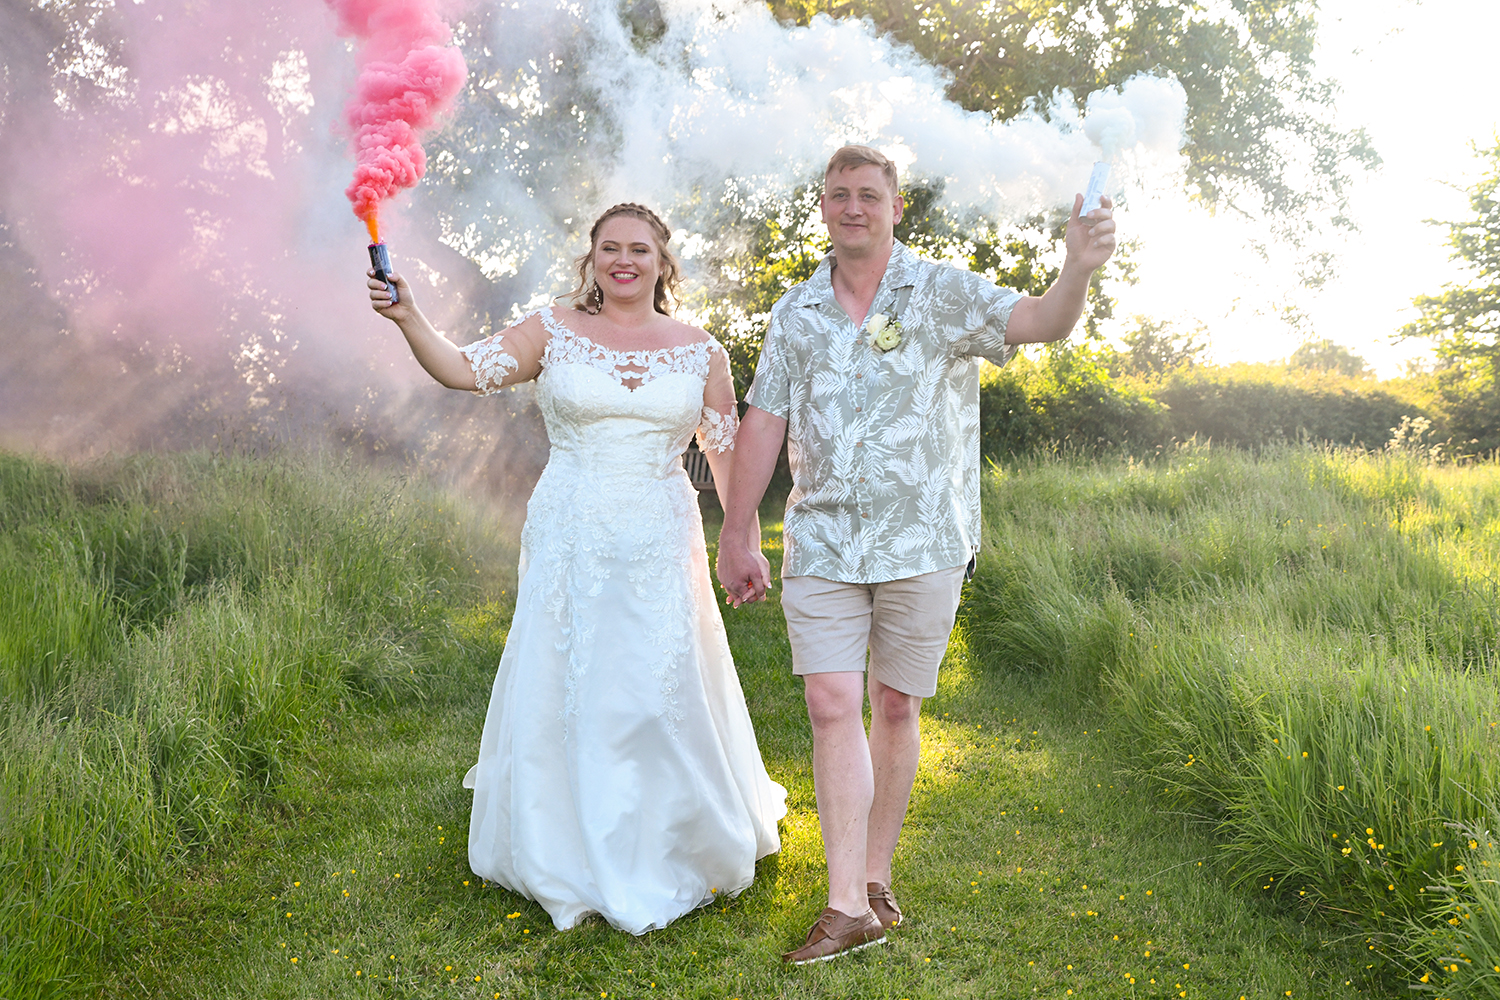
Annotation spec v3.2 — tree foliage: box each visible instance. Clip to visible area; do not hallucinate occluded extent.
[698,0,1382,400]
[425,1,1380,406]
[1401,143,1500,452]
[1288,338,1368,378]
[1108,315,1208,377]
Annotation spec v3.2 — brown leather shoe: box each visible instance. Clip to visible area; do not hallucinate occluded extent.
[781,907,885,964]
[867,881,902,929]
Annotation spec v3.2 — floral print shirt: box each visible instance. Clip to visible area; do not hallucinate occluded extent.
[747,240,1020,583]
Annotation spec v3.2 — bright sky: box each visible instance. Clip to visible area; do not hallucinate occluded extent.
[1111,0,1499,377]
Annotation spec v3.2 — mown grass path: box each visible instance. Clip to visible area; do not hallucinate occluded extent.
[103,493,1389,1000]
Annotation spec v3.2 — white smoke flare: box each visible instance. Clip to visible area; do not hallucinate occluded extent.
[443,0,1188,304]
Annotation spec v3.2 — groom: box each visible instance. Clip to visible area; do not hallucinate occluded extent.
[716,144,1116,963]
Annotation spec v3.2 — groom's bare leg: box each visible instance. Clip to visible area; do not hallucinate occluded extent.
[804,670,875,916]
[865,676,922,887]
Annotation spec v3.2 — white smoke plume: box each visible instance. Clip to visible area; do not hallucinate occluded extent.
[606,1,1186,214]
[432,0,1186,308]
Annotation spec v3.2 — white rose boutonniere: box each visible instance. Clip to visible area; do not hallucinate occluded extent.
[865,312,904,352]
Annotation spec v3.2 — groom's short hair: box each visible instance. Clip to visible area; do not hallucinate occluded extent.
[825,145,898,196]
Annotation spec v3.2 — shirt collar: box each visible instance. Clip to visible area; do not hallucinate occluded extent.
[883,239,920,291]
[796,239,918,311]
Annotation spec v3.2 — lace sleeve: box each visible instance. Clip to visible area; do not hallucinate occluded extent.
[697,406,738,454]
[697,338,739,453]
[458,334,520,396]
[457,312,550,395]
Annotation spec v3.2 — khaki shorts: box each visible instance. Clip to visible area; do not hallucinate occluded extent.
[781,566,967,698]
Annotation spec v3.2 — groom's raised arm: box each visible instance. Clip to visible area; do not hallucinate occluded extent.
[716,404,785,608]
[1004,194,1116,344]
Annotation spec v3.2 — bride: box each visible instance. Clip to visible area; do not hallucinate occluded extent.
[366,203,787,934]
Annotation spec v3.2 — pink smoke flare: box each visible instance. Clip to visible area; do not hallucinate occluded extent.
[326,0,467,239]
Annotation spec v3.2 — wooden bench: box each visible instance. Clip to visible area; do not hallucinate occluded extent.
[682,442,715,491]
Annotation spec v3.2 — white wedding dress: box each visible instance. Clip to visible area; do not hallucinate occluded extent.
[462,308,787,934]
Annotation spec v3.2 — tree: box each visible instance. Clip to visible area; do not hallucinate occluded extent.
[1288,338,1368,378]
[1111,315,1208,377]
[1400,142,1500,452]
[418,1,1379,400]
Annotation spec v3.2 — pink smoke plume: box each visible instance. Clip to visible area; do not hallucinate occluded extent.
[326,0,468,241]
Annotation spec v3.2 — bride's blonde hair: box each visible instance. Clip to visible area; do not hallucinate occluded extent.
[566,203,682,316]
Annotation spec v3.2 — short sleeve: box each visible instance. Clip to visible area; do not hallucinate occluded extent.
[945,270,1022,367]
[696,340,739,454]
[745,307,793,418]
[457,311,549,395]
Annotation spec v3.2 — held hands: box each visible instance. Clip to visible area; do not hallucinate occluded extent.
[715,537,771,609]
[367,269,415,322]
[1064,194,1117,273]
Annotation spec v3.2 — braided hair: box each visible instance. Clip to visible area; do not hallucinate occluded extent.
[566,203,682,316]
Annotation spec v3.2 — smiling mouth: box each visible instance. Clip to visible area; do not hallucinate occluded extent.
[610,271,639,281]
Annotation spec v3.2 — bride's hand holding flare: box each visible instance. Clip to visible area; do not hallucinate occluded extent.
[366,269,480,391]
[368,268,413,321]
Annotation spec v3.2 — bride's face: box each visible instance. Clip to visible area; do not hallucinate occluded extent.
[593,216,662,308]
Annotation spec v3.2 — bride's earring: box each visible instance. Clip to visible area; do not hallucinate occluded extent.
[591,280,604,312]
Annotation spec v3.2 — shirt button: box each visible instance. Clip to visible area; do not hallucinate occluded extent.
[855,373,863,379]
[859,477,865,483]
[861,512,868,518]
[855,441,863,447]
[855,406,862,412]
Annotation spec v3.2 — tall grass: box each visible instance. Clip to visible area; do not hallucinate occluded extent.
[1412,817,1500,997]
[0,450,514,1000]
[964,446,1500,992]
[9,444,1498,997]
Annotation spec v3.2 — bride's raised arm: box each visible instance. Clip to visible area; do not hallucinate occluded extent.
[368,270,548,392]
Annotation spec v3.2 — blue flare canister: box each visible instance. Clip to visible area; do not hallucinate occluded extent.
[368,242,400,305]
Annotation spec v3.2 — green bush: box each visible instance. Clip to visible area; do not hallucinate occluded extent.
[978,353,1438,459]
[1429,359,1500,455]
[1149,364,1432,451]
[980,345,1166,457]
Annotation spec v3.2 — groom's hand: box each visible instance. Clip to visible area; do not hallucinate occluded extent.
[716,539,770,608]
[1064,193,1116,272]
[714,405,785,608]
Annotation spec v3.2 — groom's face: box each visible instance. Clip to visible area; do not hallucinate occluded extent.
[821,164,904,257]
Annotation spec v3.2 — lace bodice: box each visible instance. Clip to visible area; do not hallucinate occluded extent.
[497,310,737,747]
[538,308,716,389]
[459,307,737,454]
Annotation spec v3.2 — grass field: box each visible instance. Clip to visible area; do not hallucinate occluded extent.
[3,445,1498,999]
